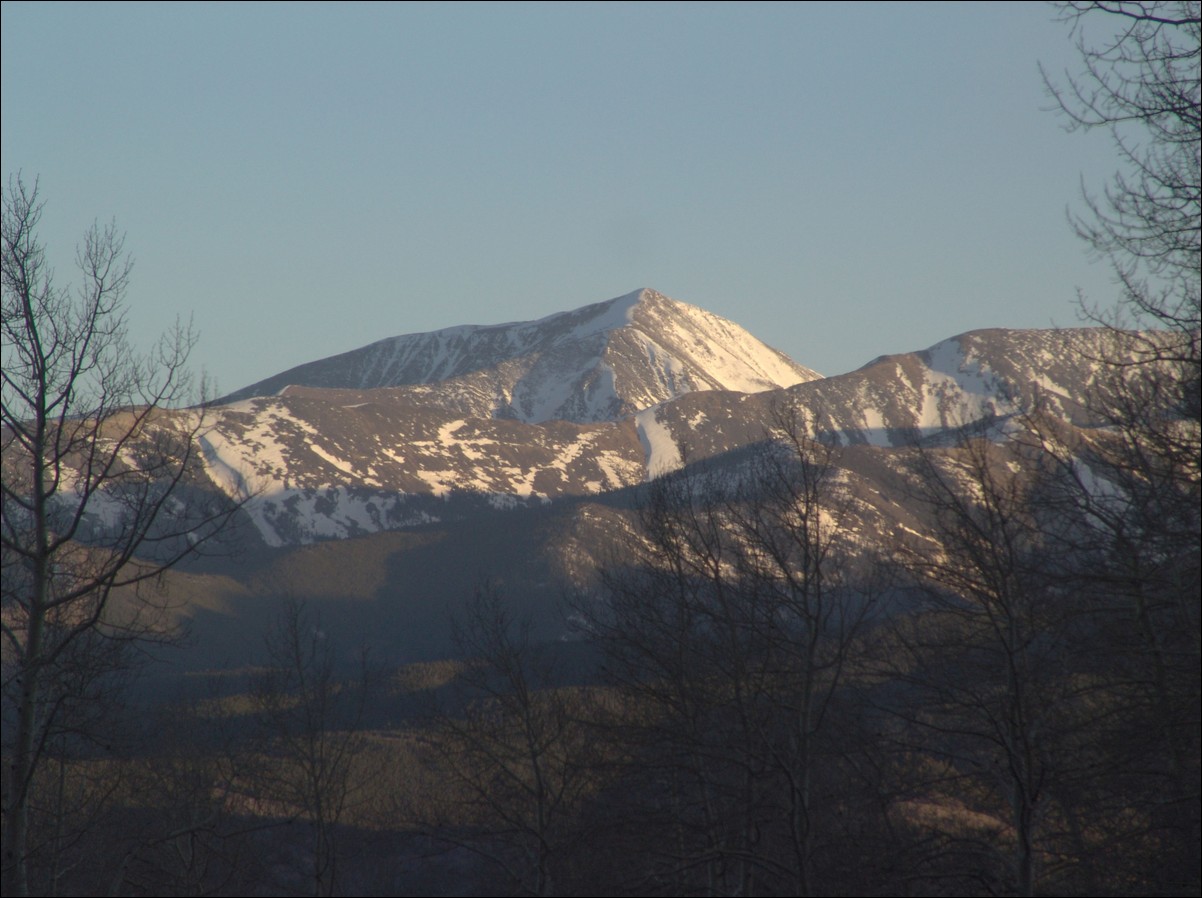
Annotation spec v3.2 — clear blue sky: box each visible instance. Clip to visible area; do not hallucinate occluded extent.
[2,1,1125,393]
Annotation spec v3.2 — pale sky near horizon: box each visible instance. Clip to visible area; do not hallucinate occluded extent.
[2,2,1128,394]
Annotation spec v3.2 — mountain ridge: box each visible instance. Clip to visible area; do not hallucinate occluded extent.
[34,287,1172,668]
[192,300,1119,549]
[217,288,820,422]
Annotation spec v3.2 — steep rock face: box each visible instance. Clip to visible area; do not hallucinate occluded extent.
[218,289,820,423]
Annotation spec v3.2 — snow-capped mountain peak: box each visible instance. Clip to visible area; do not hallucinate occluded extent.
[218,289,820,423]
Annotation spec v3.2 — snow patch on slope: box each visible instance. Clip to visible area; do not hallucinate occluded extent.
[635,406,683,477]
[918,337,1018,430]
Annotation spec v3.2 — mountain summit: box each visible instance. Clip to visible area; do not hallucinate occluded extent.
[219,289,820,423]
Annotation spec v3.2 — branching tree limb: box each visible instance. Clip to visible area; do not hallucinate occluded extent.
[1,175,245,896]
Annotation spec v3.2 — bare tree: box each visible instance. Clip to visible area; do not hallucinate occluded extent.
[421,584,595,897]
[582,449,781,895]
[1,175,242,896]
[581,400,881,896]
[250,599,370,897]
[1043,1,1200,343]
[880,420,1127,897]
[1017,376,1200,890]
[1043,7,1200,885]
[1043,0,1199,496]
[726,403,882,896]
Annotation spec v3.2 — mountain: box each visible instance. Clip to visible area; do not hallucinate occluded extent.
[26,287,1145,665]
[193,305,1113,550]
[638,326,1112,463]
[217,288,820,423]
